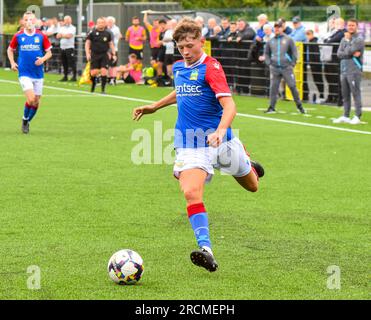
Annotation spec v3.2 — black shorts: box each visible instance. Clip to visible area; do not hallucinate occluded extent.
[123,74,136,84]
[158,47,166,63]
[129,47,143,60]
[164,54,174,66]
[150,47,161,61]
[91,53,109,70]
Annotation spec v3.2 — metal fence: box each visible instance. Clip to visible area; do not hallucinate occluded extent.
[1,33,370,107]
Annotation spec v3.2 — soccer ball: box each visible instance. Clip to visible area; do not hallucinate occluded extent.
[107,249,144,285]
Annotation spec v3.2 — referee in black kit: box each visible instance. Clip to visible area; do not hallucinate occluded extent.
[85,17,116,94]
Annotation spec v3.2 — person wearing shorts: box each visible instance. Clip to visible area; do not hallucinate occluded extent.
[85,17,116,94]
[132,18,265,273]
[7,11,52,134]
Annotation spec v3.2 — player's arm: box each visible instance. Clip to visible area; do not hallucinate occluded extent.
[109,41,117,61]
[205,60,236,147]
[35,49,52,66]
[143,11,152,31]
[7,35,18,71]
[207,96,236,148]
[7,47,18,71]
[85,39,92,61]
[132,90,176,121]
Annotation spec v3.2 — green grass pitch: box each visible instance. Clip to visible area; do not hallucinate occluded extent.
[0,68,370,300]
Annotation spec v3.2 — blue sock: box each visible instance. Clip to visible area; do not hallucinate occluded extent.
[187,203,211,249]
[28,107,38,122]
[23,103,31,120]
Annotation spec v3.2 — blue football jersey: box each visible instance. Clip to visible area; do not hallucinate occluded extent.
[9,29,52,79]
[173,53,233,148]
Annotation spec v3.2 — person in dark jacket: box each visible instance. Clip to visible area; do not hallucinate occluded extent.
[224,22,238,88]
[303,30,324,102]
[278,18,292,35]
[236,19,256,94]
[323,17,346,105]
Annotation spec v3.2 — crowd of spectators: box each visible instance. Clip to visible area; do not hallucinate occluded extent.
[13,12,366,101]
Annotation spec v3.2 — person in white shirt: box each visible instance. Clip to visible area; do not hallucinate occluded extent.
[107,16,122,85]
[57,15,77,81]
[162,19,177,80]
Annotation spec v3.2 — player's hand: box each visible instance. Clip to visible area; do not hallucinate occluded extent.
[35,57,44,66]
[132,105,156,121]
[112,55,117,62]
[344,32,351,40]
[10,62,18,71]
[207,130,225,148]
[86,53,91,62]
[258,55,265,62]
[353,51,361,57]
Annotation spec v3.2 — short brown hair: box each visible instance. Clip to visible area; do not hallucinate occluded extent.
[173,17,201,42]
[348,18,358,25]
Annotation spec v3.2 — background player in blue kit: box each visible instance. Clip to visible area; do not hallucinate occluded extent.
[7,11,52,134]
[133,18,264,272]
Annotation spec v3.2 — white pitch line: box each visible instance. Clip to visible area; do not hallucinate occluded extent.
[0,94,95,97]
[1,78,370,135]
[237,113,371,135]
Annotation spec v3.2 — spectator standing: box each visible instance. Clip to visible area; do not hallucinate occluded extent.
[264,21,306,114]
[195,16,208,38]
[255,14,269,40]
[143,11,162,66]
[334,19,364,125]
[125,16,147,60]
[219,18,230,40]
[290,16,306,42]
[205,18,218,38]
[45,18,60,72]
[225,22,238,88]
[162,19,177,81]
[57,15,77,82]
[303,30,324,102]
[236,19,256,94]
[279,18,292,35]
[323,17,346,105]
[107,16,122,85]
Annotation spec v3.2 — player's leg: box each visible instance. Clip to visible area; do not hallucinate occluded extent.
[99,54,110,94]
[282,67,306,114]
[334,74,351,123]
[90,68,100,93]
[100,67,108,94]
[90,54,101,92]
[265,68,281,113]
[178,168,218,272]
[26,79,43,129]
[19,77,37,133]
[216,138,263,192]
[68,48,77,81]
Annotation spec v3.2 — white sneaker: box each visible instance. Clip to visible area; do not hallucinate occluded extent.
[350,116,361,125]
[333,116,351,124]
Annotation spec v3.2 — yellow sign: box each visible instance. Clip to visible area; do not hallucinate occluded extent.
[285,42,303,101]
[204,40,212,56]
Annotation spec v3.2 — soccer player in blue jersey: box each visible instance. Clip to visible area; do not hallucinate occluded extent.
[7,11,52,134]
[133,18,264,272]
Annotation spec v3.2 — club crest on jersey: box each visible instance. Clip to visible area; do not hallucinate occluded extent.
[21,37,25,42]
[190,69,198,81]
[34,37,40,43]
[214,62,220,70]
